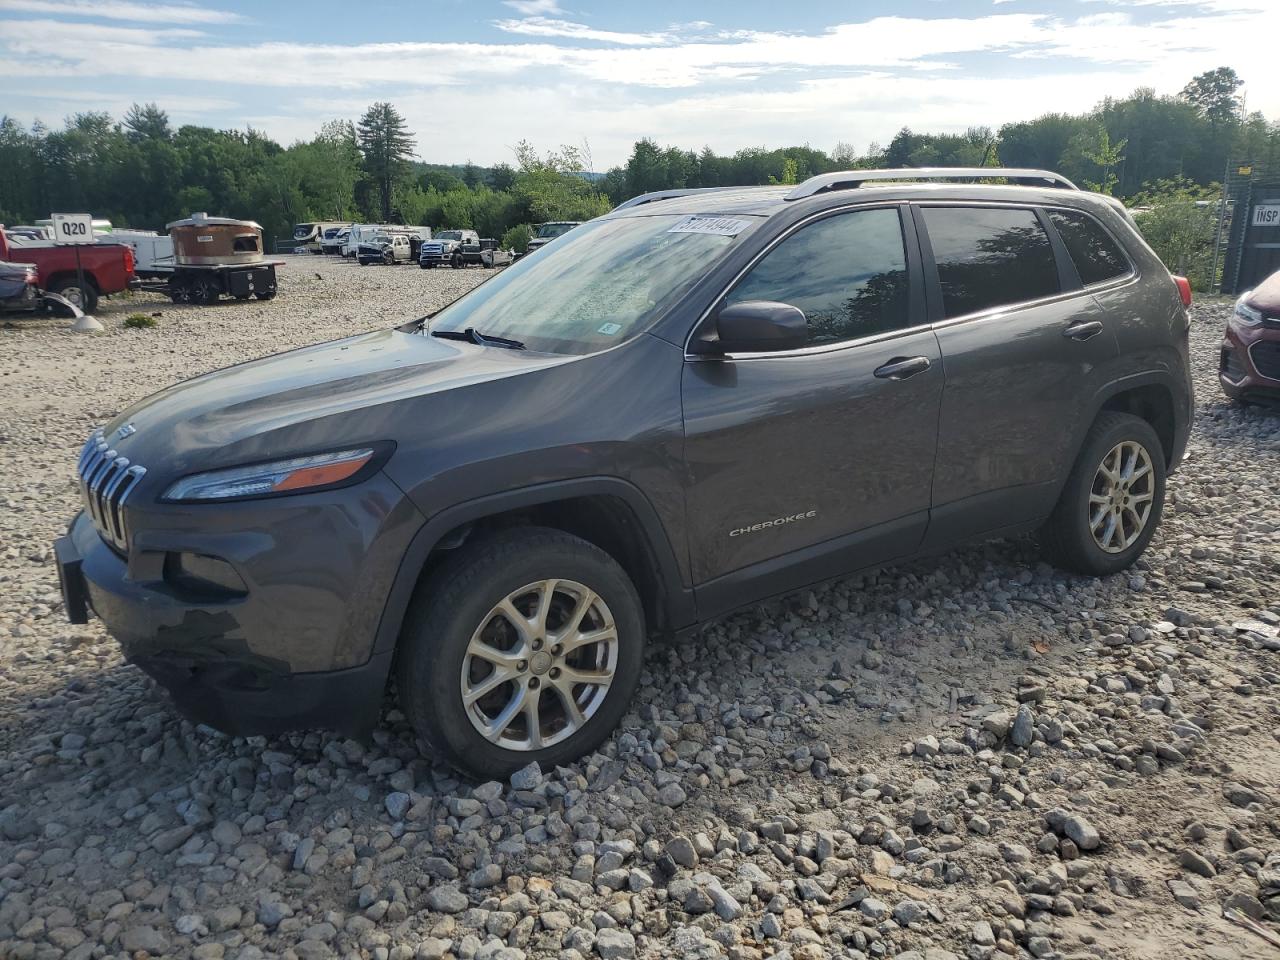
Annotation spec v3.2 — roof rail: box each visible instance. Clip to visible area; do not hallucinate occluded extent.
[613,186,747,211]
[785,167,1078,201]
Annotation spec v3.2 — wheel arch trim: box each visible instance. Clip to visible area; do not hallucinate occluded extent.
[1084,370,1189,469]
[371,476,694,658]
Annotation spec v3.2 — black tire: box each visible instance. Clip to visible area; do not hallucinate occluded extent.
[194,278,220,304]
[451,253,463,269]
[383,250,394,265]
[51,278,98,314]
[419,261,429,269]
[397,527,645,779]
[1039,411,1166,576]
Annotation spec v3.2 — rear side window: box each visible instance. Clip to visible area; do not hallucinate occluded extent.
[922,207,1060,319]
[728,207,910,345]
[1047,209,1130,286]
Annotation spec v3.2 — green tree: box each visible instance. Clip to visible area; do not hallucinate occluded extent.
[769,157,799,185]
[501,223,532,254]
[488,162,516,191]
[357,102,415,222]
[123,102,170,141]
[1131,178,1220,289]
[1071,124,1127,195]
[1181,67,1243,125]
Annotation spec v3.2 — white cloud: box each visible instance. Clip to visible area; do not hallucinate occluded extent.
[493,17,674,46]
[502,0,564,15]
[2,1,1277,167]
[0,0,242,24]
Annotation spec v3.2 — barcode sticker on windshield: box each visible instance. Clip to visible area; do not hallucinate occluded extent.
[667,216,750,237]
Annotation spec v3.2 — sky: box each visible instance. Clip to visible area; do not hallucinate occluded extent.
[1,0,1277,169]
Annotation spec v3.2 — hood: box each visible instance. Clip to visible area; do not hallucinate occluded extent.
[1246,270,1280,317]
[102,328,570,474]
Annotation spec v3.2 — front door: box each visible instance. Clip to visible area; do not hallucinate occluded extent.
[681,205,943,618]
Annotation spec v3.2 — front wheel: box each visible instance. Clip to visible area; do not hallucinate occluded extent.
[1039,411,1166,576]
[396,527,645,779]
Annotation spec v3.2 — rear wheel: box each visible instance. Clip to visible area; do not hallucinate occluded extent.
[1040,411,1165,576]
[396,527,644,779]
[51,278,98,314]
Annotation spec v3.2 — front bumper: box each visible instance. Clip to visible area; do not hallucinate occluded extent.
[1220,319,1280,400]
[53,477,421,737]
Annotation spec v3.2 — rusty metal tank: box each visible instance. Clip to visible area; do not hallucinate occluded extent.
[166,212,265,266]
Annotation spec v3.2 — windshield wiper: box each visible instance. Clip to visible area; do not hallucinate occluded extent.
[431,327,526,350]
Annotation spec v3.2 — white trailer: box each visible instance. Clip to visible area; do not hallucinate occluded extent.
[99,230,175,278]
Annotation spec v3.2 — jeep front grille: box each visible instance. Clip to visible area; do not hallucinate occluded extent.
[77,428,146,551]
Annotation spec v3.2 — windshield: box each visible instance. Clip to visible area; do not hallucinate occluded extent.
[536,222,576,239]
[437,231,463,241]
[293,224,313,238]
[372,234,391,243]
[428,214,756,355]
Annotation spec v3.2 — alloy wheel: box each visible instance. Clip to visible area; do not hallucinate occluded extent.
[1088,440,1155,553]
[460,579,618,751]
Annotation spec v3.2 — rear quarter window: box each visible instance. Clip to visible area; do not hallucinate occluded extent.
[1046,209,1131,286]
[921,207,1060,319]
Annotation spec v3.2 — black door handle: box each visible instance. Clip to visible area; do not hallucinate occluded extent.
[1064,320,1104,341]
[874,356,931,380]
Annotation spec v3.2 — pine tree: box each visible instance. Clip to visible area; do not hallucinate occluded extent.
[356,102,415,221]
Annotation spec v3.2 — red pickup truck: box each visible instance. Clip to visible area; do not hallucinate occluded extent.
[0,226,136,314]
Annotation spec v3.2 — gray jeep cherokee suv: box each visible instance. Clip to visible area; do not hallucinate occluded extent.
[55,168,1193,778]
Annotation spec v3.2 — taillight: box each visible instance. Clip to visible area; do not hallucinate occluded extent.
[123,247,135,274]
[1172,275,1192,307]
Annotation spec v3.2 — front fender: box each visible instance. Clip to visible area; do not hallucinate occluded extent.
[369,476,694,657]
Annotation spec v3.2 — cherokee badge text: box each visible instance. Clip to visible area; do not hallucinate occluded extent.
[729,509,818,538]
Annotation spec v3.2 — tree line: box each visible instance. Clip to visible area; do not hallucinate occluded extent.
[600,69,1275,201]
[0,101,610,252]
[0,68,1273,273]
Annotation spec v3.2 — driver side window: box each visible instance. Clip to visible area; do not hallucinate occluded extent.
[728,207,910,346]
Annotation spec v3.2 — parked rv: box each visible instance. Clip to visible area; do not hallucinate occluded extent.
[291,221,349,254]
[319,224,353,255]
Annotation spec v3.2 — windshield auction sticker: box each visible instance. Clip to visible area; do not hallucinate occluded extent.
[667,216,751,237]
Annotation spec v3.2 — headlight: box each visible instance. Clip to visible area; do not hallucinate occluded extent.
[163,447,378,502]
[1235,295,1263,326]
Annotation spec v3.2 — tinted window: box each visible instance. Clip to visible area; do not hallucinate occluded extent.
[1047,209,1129,286]
[729,207,910,345]
[923,207,1059,319]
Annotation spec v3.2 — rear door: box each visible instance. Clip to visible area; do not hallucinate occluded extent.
[681,205,943,616]
[916,203,1120,547]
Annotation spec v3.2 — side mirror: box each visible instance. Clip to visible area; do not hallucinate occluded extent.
[691,300,808,355]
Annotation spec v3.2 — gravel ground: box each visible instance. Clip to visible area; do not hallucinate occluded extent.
[1,260,1278,960]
